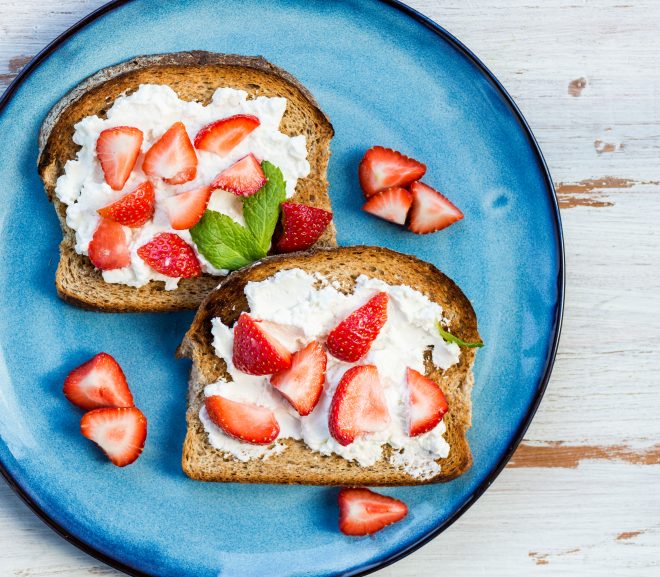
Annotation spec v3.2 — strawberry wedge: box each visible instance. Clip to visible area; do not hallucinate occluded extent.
[195,114,260,156]
[97,181,155,227]
[142,121,198,184]
[338,488,408,536]
[406,368,449,437]
[205,395,279,445]
[362,186,413,225]
[232,313,292,375]
[274,203,333,254]
[137,233,201,278]
[96,126,143,191]
[358,146,426,198]
[408,181,463,234]
[163,185,213,230]
[211,153,266,197]
[88,218,130,271]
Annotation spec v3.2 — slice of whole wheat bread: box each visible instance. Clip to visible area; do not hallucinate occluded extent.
[37,51,335,312]
[177,246,479,486]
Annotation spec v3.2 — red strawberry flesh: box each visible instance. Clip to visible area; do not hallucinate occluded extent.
[63,352,134,410]
[142,121,197,184]
[326,292,388,362]
[270,340,326,416]
[358,146,426,198]
[194,114,260,156]
[80,407,147,467]
[338,488,408,536]
[362,186,413,225]
[232,313,292,375]
[97,181,155,227]
[96,126,143,191]
[274,202,333,254]
[211,153,266,197]
[88,218,130,271]
[329,365,390,446]
[408,181,463,234]
[205,395,279,445]
[137,232,201,278]
[406,367,449,437]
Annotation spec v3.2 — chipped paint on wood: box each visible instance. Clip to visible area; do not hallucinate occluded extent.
[617,530,644,541]
[0,54,32,87]
[555,176,634,208]
[568,77,587,96]
[594,139,620,154]
[509,442,660,468]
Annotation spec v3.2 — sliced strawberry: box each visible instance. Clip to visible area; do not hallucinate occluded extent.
[232,313,292,375]
[97,181,155,227]
[270,341,326,416]
[338,488,408,536]
[136,232,201,278]
[363,186,412,225]
[406,368,449,437]
[205,395,279,445]
[88,218,130,270]
[326,292,388,362]
[63,352,133,410]
[329,365,390,446]
[96,126,143,191]
[358,146,426,198]
[211,154,266,197]
[274,202,333,254]
[194,114,260,156]
[163,185,213,230]
[408,181,464,234]
[80,407,147,467]
[142,121,197,184]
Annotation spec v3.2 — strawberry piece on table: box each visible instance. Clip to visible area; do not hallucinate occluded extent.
[358,146,426,198]
[88,218,130,270]
[362,186,413,225]
[408,181,463,234]
[270,341,327,416]
[205,395,280,445]
[163,185,213,230]
[194,114,260,156]
[137,232,201,278]
[274,202,333,254]
[142,121,197,184]
[80,407,147,467]
[406,367,449,437]
[329,365,390,446]
[97,181,155,227]
[96,126,143,191]
[338,488,408,536]
[63,352,134,410]
[232,313,292,375]
[326,292,388,362]
[211,153,266,197]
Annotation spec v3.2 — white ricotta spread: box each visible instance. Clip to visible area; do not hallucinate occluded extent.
[54,84,311,289]
[200,269,461,480]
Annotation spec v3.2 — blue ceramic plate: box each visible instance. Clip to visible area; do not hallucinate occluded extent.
[0,1,563,576]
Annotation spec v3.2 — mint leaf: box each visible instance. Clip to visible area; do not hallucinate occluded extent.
[190,211,264,271]
[436,321,484,348]
[243,161,286,254]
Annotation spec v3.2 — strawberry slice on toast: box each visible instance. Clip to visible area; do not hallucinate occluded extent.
[274,202,333,254]
[194,114,260,156]
[211,153,266,197]
[96,126,143,191]
[408,181,463,234]
[358,146,426,198]
[205,395,280,445]
[64,352,134,410]
[329,365,390,446]
[142,121,198,185]
[97,181,155,227]
[338,488,408,536]
[270,340,327,416]
[406,367,449,437]
[137,232,202,278]
[163,185,213,230]
[232,313,292,375]
[80,406,147,467]
[88,218,130,271]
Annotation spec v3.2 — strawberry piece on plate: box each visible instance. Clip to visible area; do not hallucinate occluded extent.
[80,407,147,467]
[270,341,327,416]
[358,146,426,198]
[96,126,143,191]
[211,153,266,197]
[326,292,388,362]
[232,313,292,375]
[205,395,280,445]
[194,114,260,156]
[142,121,197,184]
[88,218,130,271]
[338,488,408,536]
[63,352,134,410]
[137,232,201,278]
[408,181,463,234]
[406,367,449,437]
[97,181,155,227]
[362,186,412,225]
[163,185,213,230]
[329,365,390,446]
[274,202,333,254]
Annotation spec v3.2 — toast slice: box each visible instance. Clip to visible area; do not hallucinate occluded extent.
[177,246,479,485]
[37,51,335,312]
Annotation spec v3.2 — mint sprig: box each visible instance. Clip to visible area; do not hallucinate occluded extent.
[190,161,287,271]
[437,321,484,348]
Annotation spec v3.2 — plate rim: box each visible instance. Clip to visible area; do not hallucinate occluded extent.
[0,1,565,576]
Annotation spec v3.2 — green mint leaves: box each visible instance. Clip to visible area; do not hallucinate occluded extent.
[436,321,484,348]
[190,161,286,270]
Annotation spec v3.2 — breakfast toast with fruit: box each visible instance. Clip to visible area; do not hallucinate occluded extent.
[37,51,335,312]
[178,246,480,485]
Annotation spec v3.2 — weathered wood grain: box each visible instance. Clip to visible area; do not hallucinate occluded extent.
[1,0,659,575]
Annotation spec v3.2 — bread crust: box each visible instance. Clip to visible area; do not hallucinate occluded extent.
[38,51,335,312]
[177,246,479,485]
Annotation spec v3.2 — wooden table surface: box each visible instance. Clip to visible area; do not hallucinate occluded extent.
[1,1,658,575]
